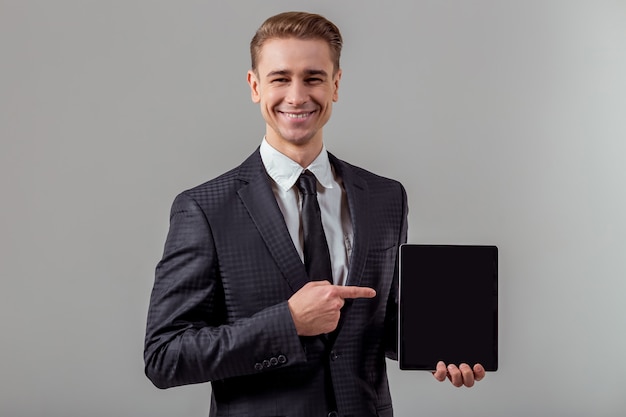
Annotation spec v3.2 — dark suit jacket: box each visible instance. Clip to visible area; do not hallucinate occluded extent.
[144,149,408,417]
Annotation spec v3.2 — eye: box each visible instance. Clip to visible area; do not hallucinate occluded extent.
[307,78,323,84]
[271,78,288,83]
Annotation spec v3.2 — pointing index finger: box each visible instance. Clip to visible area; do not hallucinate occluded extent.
[335,286,376,299]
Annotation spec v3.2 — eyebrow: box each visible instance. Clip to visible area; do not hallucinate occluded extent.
[265,69,329,78]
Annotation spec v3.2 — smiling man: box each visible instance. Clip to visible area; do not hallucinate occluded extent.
[144,11,483,417]
[247,36,340,167]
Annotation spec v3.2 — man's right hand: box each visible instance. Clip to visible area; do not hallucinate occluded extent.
[287,281,376,336]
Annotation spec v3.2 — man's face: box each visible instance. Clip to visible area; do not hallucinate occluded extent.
[247,38,341,155]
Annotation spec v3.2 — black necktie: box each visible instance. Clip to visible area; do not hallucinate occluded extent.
[297,170,333,283]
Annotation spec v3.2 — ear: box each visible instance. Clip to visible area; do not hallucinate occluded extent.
[247,70,261,103]
[332,68,342,102]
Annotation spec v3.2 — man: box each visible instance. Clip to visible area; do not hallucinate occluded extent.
[144,11,484,417]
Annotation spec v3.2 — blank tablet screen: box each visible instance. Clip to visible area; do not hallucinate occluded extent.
[399,244,498,371]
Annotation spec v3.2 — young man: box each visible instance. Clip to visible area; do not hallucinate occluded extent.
[144,11,484,417]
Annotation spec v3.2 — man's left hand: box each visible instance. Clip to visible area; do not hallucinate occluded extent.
[432,361,485,387]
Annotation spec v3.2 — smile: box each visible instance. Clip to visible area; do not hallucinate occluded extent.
[279,111,315,119]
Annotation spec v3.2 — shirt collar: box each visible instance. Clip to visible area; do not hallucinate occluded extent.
[260,137,335,192]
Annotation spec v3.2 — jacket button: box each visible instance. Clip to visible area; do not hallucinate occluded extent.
[277,354,287,364]
[327,412,339,417]
[262,359,271,368]
[254,363,263,371]
[330,351,338,361]
[270,357,278,366]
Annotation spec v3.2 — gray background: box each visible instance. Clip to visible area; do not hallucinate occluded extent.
[1,0,625,416]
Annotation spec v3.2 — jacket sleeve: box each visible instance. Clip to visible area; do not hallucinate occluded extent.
[144,193,307,389]
[384,183,408,360]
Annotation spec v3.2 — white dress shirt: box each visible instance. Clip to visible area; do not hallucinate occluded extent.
[260,138,353,285]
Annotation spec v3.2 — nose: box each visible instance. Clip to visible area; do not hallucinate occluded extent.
[285,81,308,106]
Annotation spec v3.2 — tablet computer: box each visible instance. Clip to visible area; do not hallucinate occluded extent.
[399,244,498,371]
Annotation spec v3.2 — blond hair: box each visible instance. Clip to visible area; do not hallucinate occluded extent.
[250,11,343,74]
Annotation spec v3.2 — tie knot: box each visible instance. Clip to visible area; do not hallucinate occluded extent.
[297,170,318,196]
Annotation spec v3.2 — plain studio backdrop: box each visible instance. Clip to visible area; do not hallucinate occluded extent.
[1,1,625,416]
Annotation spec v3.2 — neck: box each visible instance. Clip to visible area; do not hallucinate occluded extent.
[265,135,324,168]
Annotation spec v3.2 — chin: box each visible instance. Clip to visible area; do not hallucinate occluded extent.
[276,130,317,145]
[286,136,317,147]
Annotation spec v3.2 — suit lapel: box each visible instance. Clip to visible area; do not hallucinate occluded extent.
[327,154,371,346]
[236,149,309,293]
[329,154,370,288]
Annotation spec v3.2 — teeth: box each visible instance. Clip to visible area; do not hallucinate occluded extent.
[283,112,311,119]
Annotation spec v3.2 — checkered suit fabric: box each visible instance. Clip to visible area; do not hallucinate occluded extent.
[145,149,408,417]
